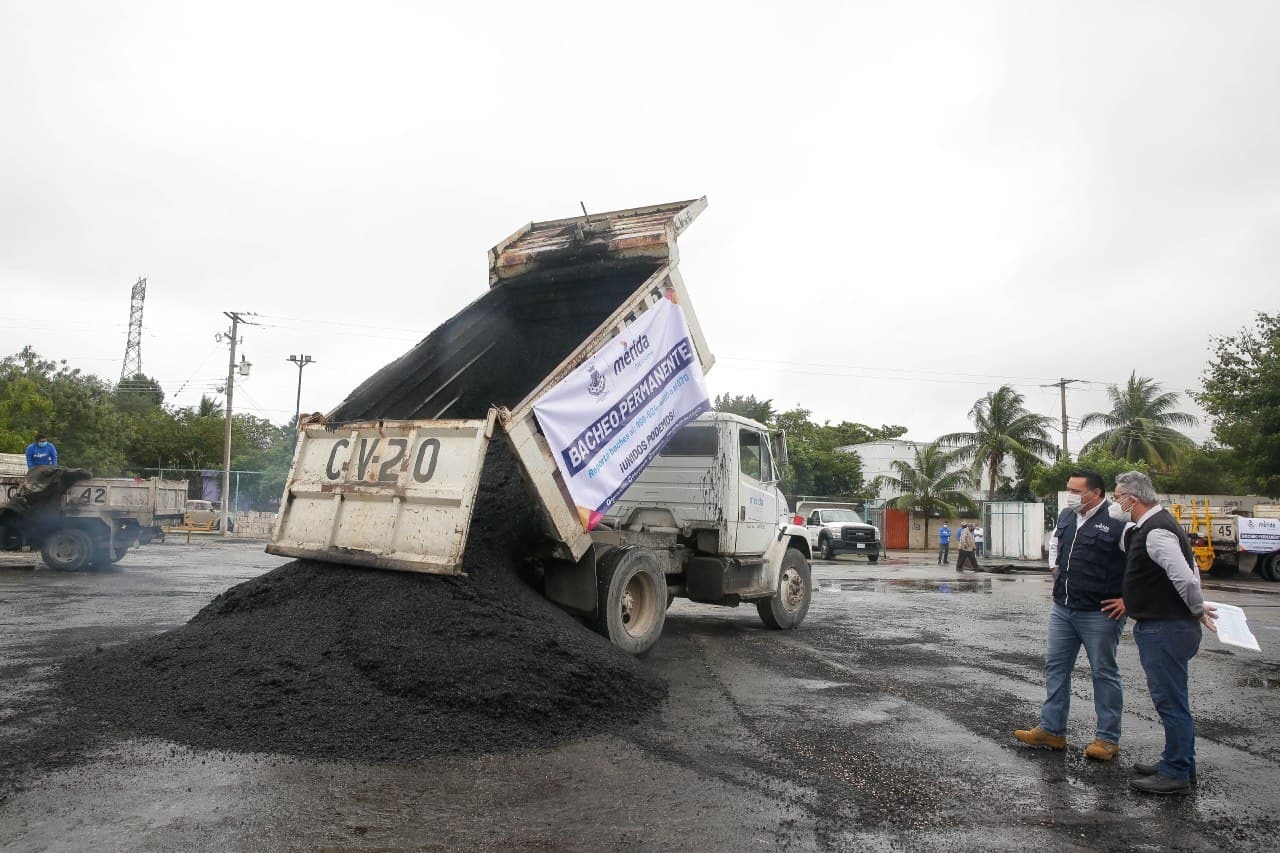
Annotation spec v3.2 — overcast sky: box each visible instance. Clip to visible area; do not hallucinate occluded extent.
[3,1,1276,454]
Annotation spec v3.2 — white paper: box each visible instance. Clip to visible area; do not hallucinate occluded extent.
[1204,601,1261,652]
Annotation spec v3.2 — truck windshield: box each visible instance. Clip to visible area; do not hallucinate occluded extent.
[823,509,864,523]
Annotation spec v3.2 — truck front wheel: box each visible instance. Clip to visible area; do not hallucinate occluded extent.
[757,548,812,630]
[821,537,836,561]
[41,527,94,571]
[592,546,667,655]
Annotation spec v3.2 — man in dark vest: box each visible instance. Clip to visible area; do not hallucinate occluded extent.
[1014,470,1130,761]
[1105,471,1217,795]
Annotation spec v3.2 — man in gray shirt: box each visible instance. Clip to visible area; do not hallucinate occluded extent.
[1101,471,1217,795]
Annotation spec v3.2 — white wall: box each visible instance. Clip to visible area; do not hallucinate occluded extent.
[840,440,1015,502]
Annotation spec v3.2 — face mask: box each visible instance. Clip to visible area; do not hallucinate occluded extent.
[37,441,47,447]
[1108,501,1130,522]
[1063,493,1082,509]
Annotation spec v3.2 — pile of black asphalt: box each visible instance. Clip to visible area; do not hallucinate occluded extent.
[61,444,667,761]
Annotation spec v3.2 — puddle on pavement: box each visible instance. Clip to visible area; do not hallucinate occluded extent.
[1237,676,1280,689]
[818,579,993,595]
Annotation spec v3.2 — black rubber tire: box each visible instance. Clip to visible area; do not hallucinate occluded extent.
[1261,554,1279,583]
[821,537,836,561]
[1208,555,1238,578]
[591,546,667,655]
[40,527,94,571]
[92,543,130,566]
[868,554,880,564]
[757,548,812,630]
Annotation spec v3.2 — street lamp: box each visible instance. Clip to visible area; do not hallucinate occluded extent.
[286,354,315,440]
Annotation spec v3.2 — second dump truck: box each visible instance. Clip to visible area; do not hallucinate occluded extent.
[268,199,815,653]
[0,454,186,570]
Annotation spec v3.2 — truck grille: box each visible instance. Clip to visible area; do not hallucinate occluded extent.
[841,528,875,543]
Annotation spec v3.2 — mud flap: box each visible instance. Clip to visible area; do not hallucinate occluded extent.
[544,547,599,616]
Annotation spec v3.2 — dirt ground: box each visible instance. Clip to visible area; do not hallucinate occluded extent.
[3,540,1279,851]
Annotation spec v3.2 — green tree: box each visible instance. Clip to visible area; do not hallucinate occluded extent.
[881,442,974,544]
[1028,448,1148,500]
[196,394,223,418]
[114,373,166,413]
[1079,372,1197,471]
[940,385,1058,502]
[1191,311,1280,495]
[1152,445,1247,496]
[0,348,126,472]
[771,406,906,499]
[713,393,774,424]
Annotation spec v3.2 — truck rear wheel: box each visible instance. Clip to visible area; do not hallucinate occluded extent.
[1261,554,1279,582]
[757,548,812,630]
[592,546,667,655]
[41,527,94,571]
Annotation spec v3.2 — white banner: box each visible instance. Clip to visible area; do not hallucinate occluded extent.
[534,296,710,531]
[1238,516,1280,555]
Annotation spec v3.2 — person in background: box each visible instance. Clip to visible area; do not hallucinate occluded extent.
[1104,471,1217,795]
[956,523,980,572]
[1014,470,1130,762]
[937,521,952,565]
[25,433,58,468]
[974,525,985,557]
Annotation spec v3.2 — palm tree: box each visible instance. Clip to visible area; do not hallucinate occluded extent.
[1080,372,1198,471]
[940,385,1058,502]
[196,394,223,418]
[881,442,975,545]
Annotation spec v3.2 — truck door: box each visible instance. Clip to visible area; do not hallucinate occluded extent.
[733,427,781,555]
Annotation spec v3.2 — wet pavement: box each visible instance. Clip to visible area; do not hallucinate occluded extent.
[3,543,1279,851]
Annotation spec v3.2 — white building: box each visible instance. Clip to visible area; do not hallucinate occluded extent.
[836,439,1016,502]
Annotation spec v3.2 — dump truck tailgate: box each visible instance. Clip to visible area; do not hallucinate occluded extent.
[267,416,495,574]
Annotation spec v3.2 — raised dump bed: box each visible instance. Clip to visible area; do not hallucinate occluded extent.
[269,198,714,574]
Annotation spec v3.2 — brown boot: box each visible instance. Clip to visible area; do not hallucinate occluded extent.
[1014,726,1067,750]
[1084,739,1120,761]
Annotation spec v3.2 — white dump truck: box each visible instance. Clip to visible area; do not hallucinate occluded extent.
[1175,501,1280,582]
[268,199,815,653]
[0,453,187,570]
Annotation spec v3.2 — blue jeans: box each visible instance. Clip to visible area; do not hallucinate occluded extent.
[938,543,950,563]
[1040,602,1126,743]
[1134,618,1202,782]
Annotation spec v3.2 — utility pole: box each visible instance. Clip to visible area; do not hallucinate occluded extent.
[286,354,315,444]
[219,312,256,537]
[1042,378,1081,460]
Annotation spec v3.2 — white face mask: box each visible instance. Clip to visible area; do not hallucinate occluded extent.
[1107,501,1130,522]
[1064,493,1082,509]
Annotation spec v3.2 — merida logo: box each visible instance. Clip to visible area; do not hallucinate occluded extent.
[613,334,651,375]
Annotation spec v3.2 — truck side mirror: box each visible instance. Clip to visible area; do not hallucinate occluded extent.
[774,430,789,467]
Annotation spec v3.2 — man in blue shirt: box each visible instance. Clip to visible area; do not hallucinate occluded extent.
[937,522,951,565]
[25,433,58,468]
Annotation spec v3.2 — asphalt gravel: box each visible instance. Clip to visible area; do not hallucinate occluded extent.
[61,444,667,761]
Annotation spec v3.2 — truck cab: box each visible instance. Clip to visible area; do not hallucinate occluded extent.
[604,411,800,559]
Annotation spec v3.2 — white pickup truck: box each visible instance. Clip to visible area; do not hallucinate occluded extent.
[797,500,882,562]
[268,198,815,654]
